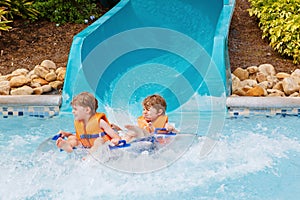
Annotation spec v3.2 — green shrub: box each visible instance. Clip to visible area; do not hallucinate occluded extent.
[248,0,300,64]
[0,7,12,31]
[0,0,39,20]
[33,0,104,24]
[0,0,38,31]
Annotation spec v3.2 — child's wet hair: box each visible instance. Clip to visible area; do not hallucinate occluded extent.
[143,94,167,114]
[71,92,98,113]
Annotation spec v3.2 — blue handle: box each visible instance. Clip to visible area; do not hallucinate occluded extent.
[109,139,131,150]
[117,140,127,147]
[52,133,62,140]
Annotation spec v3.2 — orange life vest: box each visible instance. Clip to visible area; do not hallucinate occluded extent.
[137,115,168,133]
[74,112,111,148]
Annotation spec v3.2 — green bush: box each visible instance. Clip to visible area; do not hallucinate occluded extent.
[0,7,12,31]
[248,0,300,64]
[0,0,38,31]
[0,0,39,20]
[33,0,104,24]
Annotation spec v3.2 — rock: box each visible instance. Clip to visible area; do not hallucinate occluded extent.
[276,72,290,79]
[247,66,258,74]
[45,71,57,82]
[0,81,10,95]
[49,81,63,90]
[5,74,15,81]
[240,79,257,88]
[289,92,299,97]
[272,82,283,91]
[41,60,57,70]
[10,75,30,87]
[57,68,66,81]
[30,82,41,88]
[41,85,52,93]
[34,65,49,79]
[266,75,278,87]
[233,67,249,81]
[248,73,257,80]
[246,85,266,96]
[56,67,66,74]
[234,87,249,96]
[291,69,300,78]
[32,77,49,85]
[231,74,241,93]
[27,70,36,79]
[258,63,276,76]
[0,60,63,95]
[256,72,267,83]
[282,76,300,95]
[0,76,8,82]
[33,87,43,95]
[267,89,285,97]
[30,74,39,80]
[10,85,33,95]
[11,68,29,76]
[258,81,271,90]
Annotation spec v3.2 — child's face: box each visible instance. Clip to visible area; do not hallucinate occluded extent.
[142,106,162,122]
[72,104,89,121]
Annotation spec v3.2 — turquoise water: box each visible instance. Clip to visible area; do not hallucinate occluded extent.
[0,111,300,199]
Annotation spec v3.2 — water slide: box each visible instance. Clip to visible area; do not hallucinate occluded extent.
[61,0,236,116]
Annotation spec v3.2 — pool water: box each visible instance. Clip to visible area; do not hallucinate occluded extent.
[0,112,300,199]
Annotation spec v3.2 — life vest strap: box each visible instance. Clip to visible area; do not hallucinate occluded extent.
[100,132,107,137]
[80,134,99,139]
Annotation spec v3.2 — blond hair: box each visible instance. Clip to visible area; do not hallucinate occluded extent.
[71,92,98,114]
[142,94,167,114]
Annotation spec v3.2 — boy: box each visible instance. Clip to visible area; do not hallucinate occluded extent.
[56,92,121,153]
[122,94,177,143]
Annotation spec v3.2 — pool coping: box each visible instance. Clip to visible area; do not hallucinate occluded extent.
[226,96,300,108]
[1,95,300,108]
[0,95,62,106]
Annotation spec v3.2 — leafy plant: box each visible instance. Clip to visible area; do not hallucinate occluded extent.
[0,0,39,20]
[248,0,300,64]
[0,7,12,31]
[33,0,104,24]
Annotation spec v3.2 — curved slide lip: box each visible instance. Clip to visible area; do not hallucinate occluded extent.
[61,0,236,112]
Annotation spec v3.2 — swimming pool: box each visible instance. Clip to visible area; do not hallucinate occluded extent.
[1,110,299,199]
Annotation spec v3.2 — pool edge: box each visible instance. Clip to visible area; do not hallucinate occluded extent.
[226,96,300,108]
[0,95,61,106]
[1,95,300,118]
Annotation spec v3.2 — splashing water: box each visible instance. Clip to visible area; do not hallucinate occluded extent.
[0,114,300,199]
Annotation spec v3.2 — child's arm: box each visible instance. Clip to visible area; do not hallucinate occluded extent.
[99,119,121,145]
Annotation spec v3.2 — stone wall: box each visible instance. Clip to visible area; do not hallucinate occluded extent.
[0,60,65,95]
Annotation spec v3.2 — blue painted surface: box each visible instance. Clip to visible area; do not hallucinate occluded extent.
[61,0,235,112]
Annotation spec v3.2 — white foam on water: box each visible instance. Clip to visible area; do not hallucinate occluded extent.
[1,118,300,199]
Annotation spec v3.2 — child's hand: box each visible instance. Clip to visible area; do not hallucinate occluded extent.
[111,124,122,131]
[110,138,120,146]
[58,130,72,138]
[166,124,178,133]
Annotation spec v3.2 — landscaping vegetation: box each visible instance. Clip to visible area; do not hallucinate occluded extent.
[248,0,300,64]
[0,0,114,31]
